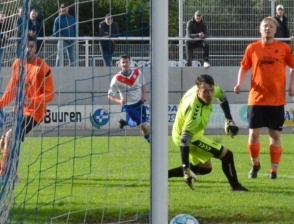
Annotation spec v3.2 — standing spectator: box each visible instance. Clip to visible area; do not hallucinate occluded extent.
[185,10,210,68]
[274,4,290,43]
[53,3,76,67]
[28,9,43,55]
[108,55,150,143]
[234,17,294,179]
[16,7,23,58]
[99,14,119,67]
[0,35,54,180]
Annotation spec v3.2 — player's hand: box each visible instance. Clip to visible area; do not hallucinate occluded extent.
[119,98,126,105]
[183,167,197,190]
[141,96,147,103]
[234,85,241,94]
[225,119,239,138]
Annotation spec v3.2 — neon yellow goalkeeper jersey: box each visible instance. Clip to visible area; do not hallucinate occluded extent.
[172,84,225,140]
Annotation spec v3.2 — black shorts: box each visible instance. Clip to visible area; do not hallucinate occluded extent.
[247,105,284,131]
[20,116,38,141]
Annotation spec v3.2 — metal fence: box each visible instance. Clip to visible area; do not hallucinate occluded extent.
[2,0,294,68]
[2,38,247,68]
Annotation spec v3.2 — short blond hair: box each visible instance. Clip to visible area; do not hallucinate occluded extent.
[260,16,279,28]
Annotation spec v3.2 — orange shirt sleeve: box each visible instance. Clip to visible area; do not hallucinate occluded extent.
[0,60,20,108]
[285,44,294,68]
[241,44,253,70]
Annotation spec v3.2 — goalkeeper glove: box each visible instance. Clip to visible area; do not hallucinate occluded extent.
[225,119,239,138]
[182,166,197,190]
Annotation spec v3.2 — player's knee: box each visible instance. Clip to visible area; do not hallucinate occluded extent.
[4,129,13,151]
[190,165,212,175]
[200,167,212,175]
[221,149,234,163]
[0,135,5,149]
[140,123,149,134]
[6,129,12,138]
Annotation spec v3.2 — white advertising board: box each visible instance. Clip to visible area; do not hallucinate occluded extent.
[38,103,294,130]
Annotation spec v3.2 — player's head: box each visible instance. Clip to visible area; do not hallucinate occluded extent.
[194,10,202,23]
[276,4,284,17]
[119,54,131,72]
[26,35,37,60]
[260,17,278,39]
[195,74,215,104]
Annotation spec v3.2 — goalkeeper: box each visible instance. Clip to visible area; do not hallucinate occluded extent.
[168,74,248,191]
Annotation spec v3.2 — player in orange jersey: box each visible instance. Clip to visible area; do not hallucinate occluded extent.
[234,16,294,179]
[0,35,54,181]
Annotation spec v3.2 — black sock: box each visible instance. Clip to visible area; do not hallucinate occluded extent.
[168,164,212,178]
[221,150,240,188]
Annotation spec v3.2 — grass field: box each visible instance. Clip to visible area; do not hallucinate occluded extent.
[8,133,294,223]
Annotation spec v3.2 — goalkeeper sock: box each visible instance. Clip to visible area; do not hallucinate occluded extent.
[168,164,212,178]
[269,145,282,171]
[248,143,260,166]
[221,150,240,188]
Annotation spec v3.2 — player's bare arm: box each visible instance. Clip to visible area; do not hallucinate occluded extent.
[288,68,294,97]
[108,95,125,105]
[141,85,147,102]
[234,67,248,94]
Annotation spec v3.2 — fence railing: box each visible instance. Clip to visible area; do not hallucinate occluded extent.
[2,37,292,68]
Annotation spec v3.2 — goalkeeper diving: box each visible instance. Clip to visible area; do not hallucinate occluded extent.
[168,74,248,191]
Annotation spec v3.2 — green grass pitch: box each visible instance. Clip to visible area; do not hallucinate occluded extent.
[10,134,294,223]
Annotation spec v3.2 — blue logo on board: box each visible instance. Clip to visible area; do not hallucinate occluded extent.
[90,109,109,129]
[239,105,248,123]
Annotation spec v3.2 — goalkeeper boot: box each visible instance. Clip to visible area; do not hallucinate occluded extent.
[118,119,127,129]
[248,164,260,179]
[230,184,249,192]
[268,169,277,179]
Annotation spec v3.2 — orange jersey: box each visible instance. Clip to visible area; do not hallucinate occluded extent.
[0,57,54,122]
[241,40,294,106]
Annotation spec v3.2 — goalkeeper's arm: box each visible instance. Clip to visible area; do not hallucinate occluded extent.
[180,131,197,189]
[180,131,192,168]
[219,97,233,121]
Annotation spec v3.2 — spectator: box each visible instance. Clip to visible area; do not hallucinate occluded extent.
[185,10,210,68]
[274,4,291,43]
[53,3,76,67]
[99,14,119,67]
[28,9,43,54]
[16,7,23,58]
